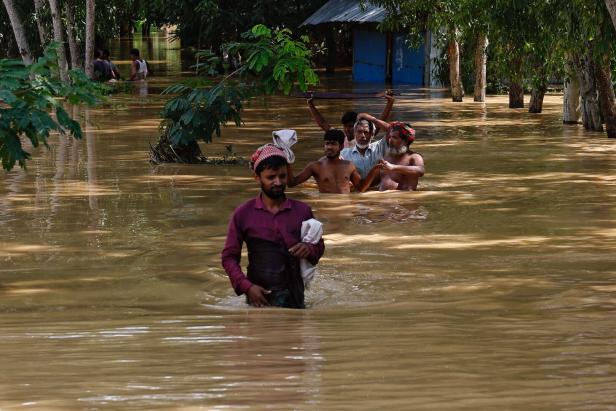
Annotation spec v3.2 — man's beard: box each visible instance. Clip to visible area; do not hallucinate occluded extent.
[387,145,408,156]
[355,141,370,150]
[262,184,286,199]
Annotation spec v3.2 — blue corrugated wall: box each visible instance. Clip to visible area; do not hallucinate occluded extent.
[352,29,387,82]
[392,33,425,84]
[352,29,425,84]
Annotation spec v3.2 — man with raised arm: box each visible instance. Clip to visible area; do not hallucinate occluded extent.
[339,112,392,181]
[221,145,325,309]
[307,92,394,147]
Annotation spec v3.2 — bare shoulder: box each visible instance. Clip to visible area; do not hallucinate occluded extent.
[409,152,424,164]
[307,159,321,169]
[298,160,319,176]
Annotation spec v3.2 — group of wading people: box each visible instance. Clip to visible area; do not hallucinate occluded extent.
[222,93,424,308]
[92,48,149,82]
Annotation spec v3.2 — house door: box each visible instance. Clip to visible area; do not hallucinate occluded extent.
[392,33,425,85]
[353,29,387,82]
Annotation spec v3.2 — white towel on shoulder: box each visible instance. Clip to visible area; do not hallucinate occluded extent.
[273,129,297,164]
[300,218,323,288]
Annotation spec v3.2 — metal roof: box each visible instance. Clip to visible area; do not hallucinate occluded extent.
[301,0,386,26]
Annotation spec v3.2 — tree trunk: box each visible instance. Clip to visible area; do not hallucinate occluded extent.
[473,32,488,102]
[576,52,603,131]
[64,0,80,69]
[141,20,152,36]
[48,0,69,82]
[594,56,616,138]
[33,0,49,46]
[447,28,464,102]
[85,0,95,78]
[509,82,524,108]
[528,83,547,113]
[508,56,524,108]
[2,0,33,64]
[563,57,581,124]
[604,0,616,32]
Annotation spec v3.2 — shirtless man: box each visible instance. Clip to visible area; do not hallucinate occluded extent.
[361,122,425,191]
[287,129,362,193]
[307,92,394,147]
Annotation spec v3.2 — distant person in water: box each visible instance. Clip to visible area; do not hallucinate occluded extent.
[221,145,325,308]
[287,129,364,194]
[129,48,148,81]
[307,91,394,148]
[92,49,115,82]
[361,122,425,191]
[102,49,121,80]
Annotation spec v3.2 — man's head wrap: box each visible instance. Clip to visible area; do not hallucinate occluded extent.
[249,144,288,172]
[390,121,416,144]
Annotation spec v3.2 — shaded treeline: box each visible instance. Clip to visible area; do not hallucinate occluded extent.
[373,0,616,138]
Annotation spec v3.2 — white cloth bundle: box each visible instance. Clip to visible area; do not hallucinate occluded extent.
[272,129,297,164]
[300,218,323,288]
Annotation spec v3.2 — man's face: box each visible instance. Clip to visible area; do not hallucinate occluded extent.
[324,140,342,158]
[354,123,372,147]
[342,122,354,140]
[256,166,287,199]
[388,130,404,148]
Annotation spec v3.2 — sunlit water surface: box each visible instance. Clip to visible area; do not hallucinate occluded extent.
[1,33,616,410]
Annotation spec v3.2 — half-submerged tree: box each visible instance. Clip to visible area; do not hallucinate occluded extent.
[2,0,33,64]
[559,0,616,134]
[47,0,69,82]
[84,0,95,78]
[149,25,319,164]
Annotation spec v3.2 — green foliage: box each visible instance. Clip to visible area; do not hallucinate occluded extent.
[226,25,319,95]
[159,25,318,147]
[371,0,466,47]
[161,80,246,146]
[192,50,223,76]
[0,44,102,171]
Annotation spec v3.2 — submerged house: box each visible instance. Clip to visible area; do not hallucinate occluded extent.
[302,0,440,86]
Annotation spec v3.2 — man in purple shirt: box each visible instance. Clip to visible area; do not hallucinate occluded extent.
[221,144,325,308]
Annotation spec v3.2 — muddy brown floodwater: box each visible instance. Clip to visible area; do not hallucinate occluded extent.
[1,33,616,410]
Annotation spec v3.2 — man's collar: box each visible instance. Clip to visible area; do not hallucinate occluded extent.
[352,144,372,155]
[254,192,291,210]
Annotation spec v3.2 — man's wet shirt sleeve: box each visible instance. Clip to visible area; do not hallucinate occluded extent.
[221,209,254,295]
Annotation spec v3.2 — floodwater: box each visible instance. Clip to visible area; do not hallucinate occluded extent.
[2,33,616,410]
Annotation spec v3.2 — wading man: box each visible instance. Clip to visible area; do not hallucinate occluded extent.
[221,145,325,308]
[129,48,148,81]
[308,92,394,147]
[340,113,392,180]
[362,122,425,191]
[287,129,363,194]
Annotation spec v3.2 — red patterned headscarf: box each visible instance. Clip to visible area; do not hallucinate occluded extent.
[389,121,416,143]
[249,144,288,172]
